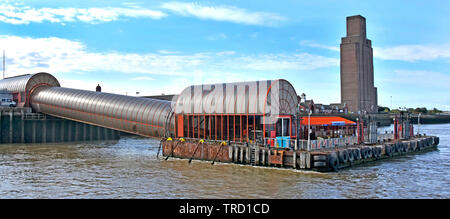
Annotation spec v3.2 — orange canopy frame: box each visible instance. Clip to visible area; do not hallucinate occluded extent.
[301,116,356,126]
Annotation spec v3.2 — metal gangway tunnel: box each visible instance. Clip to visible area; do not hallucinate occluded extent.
[0,72,175,139]
[0,72,299,142]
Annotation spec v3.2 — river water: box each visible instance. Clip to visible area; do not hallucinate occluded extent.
[0,124,449,199]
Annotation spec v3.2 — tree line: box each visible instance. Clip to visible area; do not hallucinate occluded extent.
[378,106,443,114]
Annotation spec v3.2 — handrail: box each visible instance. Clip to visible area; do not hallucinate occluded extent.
[188,141,204,164]
[211,141,227,165]
[165,140,181,160]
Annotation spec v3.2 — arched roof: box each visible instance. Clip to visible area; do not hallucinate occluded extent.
[174,79,298,116]
[0,72,60,106]
[0,72,60,93]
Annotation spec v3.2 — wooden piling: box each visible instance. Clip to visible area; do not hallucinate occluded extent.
[255,147,259,165]
[303,152,308,169]
[240,146,244,163]
[246,147,250,164]
[262,149,265,165]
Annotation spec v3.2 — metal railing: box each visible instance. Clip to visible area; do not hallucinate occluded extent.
[302,136,359,151]
[377,133,394,142]
[263,136,359,151]
[23,113,46,120]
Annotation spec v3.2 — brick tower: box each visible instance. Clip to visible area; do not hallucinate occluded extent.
[340,15,377,113]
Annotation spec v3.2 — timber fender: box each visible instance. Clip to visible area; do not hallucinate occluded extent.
[161,136,439,172]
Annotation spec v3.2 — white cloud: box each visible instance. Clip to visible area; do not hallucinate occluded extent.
[0,35,206,76]
[205,33,227,41]
[300,40,450,62]
[0,35,338,85]
[300,40,339,52]
[381,70,450,89]
[0,4,167,24]
[229,53,339,71]
[373,44,450,62]
[161,2,286,26]
[131,76,155,81]
[215,51,235,56]
[158,50,181,54]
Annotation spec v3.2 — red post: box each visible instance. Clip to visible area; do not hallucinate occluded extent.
[215,115,217,140]
[357,120,360,144]
[410,124,413,139]
[394,117,398,140]
[361,121,364,143]
[253,115,256,141]
[227,115,230,140]
[233,115,236,142]
[245,114,249,142]
[240,115,243,142]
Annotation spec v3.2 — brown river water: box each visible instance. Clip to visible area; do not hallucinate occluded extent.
[0,124,449,198]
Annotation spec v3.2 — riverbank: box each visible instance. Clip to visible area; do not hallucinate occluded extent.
[319,113,450,126]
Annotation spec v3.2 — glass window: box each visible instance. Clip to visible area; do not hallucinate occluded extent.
[276,117,290,137]
[282,118,289,136]
[276,119,282,136]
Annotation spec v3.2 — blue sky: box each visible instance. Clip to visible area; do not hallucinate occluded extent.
[0,0,449,110]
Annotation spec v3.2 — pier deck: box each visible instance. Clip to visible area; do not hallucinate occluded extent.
[162,136,439,172]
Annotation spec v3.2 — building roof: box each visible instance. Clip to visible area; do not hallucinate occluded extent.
[174,79,298,116]
[0,72,60,94]
[301,116,356,126]
[0,72,60,106]
[143,94,178,102]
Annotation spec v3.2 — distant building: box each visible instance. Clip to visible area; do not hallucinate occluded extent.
[142,94,178,102]
[340,15,378,113]
[298,94,348,114]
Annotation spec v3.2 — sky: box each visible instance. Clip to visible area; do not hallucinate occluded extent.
[0,0,449,110]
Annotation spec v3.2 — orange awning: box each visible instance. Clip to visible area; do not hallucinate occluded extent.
[301,116,356,126]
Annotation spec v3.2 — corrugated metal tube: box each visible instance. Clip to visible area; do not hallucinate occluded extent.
[30,86,174,138]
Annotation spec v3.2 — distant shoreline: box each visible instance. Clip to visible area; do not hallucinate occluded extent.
[408,114,450,124]
[313,113,450,126]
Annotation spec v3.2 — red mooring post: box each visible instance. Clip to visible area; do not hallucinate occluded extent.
[361,121,364,143]
[357,119,360,144]
[394,117,398,140]
[410,124,413,139]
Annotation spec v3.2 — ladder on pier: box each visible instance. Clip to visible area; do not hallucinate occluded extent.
[250,145,257,166]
